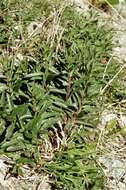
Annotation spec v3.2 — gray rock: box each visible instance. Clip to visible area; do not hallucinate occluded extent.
[0,157,51,190]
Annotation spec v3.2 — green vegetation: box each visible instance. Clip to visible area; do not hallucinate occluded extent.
[0,0,125,189]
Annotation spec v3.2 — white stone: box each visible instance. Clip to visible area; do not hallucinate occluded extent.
[27,21,43,36]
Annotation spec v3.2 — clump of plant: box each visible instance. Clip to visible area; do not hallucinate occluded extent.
[0,0,125,189]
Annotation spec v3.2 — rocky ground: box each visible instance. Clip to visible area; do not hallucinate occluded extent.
[0,1,126,190]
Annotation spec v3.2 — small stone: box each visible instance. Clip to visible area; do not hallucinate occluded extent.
[27,21,43,36]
